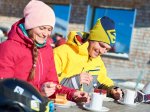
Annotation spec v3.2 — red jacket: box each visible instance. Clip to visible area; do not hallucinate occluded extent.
[55,38,66,47]
[0,19,76,100]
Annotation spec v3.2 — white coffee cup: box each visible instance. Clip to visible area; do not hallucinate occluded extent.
[89,93,103,110]
[123,89,136,105]
[142,82,150,94]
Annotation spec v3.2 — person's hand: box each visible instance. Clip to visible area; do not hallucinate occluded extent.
[73,91,90,103]
[41,82,57,97]
[111,87,123,100]
[80,72,93,85]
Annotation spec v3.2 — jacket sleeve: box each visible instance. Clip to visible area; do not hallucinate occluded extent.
[0,42,15,78]
[54,46,69,82]
[46,47,76,101]
[55,85,76,101]
[97,58,114,87]
[60,75,80,89]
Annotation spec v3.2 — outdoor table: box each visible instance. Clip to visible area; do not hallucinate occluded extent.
[56,101,150,112]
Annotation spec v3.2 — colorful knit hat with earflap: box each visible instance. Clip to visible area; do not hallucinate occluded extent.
[89,16,116,47]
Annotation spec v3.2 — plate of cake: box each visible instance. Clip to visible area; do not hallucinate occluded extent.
[54,93,76,108]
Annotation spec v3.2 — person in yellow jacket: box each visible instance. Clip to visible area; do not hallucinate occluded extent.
[54,16,122,100]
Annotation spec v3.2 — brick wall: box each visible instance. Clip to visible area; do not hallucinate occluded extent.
[0,0,29,17]
[0,0,149,82]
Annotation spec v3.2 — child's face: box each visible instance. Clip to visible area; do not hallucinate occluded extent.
[88,41,111,58]
[28,25,53,44]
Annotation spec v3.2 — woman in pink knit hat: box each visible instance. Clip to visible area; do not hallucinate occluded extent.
[0,0,90,104]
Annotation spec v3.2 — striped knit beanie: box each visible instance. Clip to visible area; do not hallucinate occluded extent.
[89,16,116,47]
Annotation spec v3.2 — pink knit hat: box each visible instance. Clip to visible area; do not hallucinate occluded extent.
[24,0,55,30]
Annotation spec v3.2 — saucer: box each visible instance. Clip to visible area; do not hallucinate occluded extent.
[117,100,139,106]
[83,104,109,112]
[103,97,114,102]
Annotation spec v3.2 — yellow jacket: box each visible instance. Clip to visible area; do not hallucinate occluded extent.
[54,31,114,90]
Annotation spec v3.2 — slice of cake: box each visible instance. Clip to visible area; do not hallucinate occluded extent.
[55,93,68,104]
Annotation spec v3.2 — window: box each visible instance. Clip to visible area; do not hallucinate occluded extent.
[85,6,137,57]
[51,4,71,37]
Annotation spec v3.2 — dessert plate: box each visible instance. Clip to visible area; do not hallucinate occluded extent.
[54,101,76,108]
[83,103,109,112]
[117,100,140,106]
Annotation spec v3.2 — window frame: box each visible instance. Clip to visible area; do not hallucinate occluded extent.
[85,6,137,59]
[51,4,72,37]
